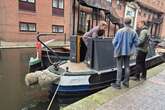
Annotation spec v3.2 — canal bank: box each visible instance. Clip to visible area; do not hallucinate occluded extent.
[63,63,165,110]
[0,41,69,49]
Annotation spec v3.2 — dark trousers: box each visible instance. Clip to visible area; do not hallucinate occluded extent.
[135,51,147,79]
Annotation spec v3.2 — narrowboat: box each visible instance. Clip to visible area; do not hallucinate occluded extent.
[26,0,165,99]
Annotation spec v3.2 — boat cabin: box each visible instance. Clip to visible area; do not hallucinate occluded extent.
[70,0,122,71]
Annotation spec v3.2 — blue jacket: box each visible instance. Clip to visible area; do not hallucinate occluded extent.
[113,26,138,58]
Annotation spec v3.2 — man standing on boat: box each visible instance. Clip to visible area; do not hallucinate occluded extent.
[131,20,150,81]
[111,17,138,89]
[82,21,108,45]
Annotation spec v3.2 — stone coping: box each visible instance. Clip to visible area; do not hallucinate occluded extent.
[0,41,69,49]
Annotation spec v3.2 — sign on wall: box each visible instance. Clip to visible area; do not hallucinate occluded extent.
[125,5,137,29]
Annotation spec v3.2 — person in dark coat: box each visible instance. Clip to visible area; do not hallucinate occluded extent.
[132,20,150,81]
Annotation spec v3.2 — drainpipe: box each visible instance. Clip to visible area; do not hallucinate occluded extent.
[73,0,76,35]
[108,15,110,37]
[77,1,80,34]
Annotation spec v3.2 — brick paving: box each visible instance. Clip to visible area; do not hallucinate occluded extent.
[97,70,165,110]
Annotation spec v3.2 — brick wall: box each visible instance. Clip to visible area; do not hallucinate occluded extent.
[0,0,72,42]
[0,0,165,42]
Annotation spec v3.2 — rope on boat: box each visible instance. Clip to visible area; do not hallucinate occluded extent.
[46,48,55,65]
[47,71,66,110]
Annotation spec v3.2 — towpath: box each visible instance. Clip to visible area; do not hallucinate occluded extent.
[63,63,165,110]
[97,69,165,110]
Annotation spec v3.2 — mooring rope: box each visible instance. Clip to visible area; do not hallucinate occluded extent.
[47,71,66,110]
[46,48,55,65]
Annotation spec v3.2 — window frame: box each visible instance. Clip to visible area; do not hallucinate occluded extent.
[52,25,64,33]
[52,0,64,16]
[19,0,35,4]
[116,0,121,10]
[19,22,36,32]
[78,11,88,33]
[52,0,64,9]
[19,0,36,12]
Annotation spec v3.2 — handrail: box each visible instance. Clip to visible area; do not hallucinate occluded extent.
[36,33,61,64]
[37,33,56,52]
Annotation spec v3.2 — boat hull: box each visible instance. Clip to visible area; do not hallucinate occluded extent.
[49,55,164,97]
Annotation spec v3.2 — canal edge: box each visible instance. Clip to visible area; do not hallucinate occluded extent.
[62,63,165,110]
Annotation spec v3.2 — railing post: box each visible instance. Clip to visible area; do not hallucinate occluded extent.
[0,38,1,47]
[64,33,67,44]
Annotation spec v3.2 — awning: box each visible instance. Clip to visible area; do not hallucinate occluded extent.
[136,1,164,14]
[78,0,111,11]
[78,0,121,25]
[106,7,122,25]
[147,17,164,24]
[152,18,163,24]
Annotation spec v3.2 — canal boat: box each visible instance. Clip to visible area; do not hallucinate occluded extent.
[47,36,164,97]
[48,0,164,97]
[26,0,165,99]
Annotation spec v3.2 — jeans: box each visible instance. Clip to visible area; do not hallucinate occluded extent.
[135,50,147,79]
[116,56,130,85]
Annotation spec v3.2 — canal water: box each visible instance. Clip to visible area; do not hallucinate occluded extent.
[0,48,64,110]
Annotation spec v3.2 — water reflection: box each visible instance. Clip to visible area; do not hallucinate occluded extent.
[0,48,85,110]
[0,48,50,110]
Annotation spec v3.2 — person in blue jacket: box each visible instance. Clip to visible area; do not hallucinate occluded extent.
[111,17,138,89]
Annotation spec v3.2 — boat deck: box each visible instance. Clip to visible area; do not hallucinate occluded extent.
[60,61,91,73]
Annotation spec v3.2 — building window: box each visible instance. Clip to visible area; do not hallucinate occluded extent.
[78,11,87,33]
[116,0,120,5]
[52,0,64,16]
[138,9,142,16]
[52,25,64,33]
[19,0,36,12]
[107,0,112,4]
[148,14,151,20]
[19,22,36,32]
[116,0,121,10]
[144,12,147,17]
[107,0,112,2]
[125,6,136,29]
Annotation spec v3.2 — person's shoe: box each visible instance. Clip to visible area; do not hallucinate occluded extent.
[130,76,140,81]
[122,82,129,88]
[111,83,121,89]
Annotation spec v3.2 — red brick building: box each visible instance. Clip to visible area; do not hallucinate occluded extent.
[0,0,165,42]
[0,0,72,42]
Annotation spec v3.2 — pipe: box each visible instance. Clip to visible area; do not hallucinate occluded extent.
[73,0,76,35]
